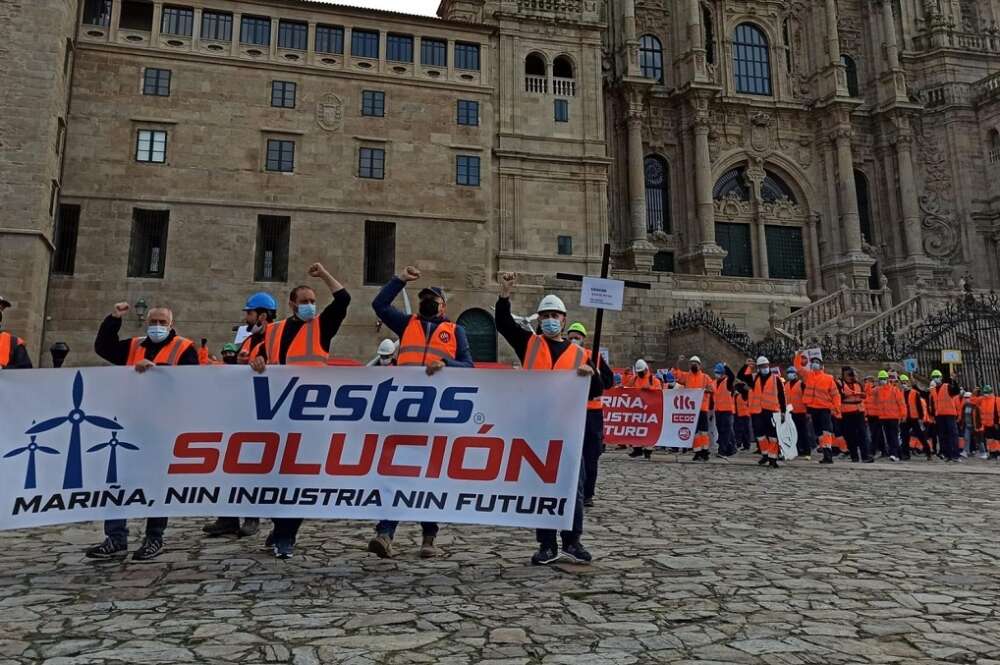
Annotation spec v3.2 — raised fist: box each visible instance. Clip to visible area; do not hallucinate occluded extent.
[112,302,130,319]
[400,266,421,282]
[307,263,326,278]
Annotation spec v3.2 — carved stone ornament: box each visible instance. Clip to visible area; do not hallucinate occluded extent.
[750,112,771,153]
[316,93,344,132]
[760,197,805,219]
[713,191,751,218]
[916,122,961,261]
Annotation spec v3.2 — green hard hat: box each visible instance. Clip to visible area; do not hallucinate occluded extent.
[878,370,889,379]
[567,322,588,336]
[931,369,943,378]
[222,343,239,353]
[899,374,910,382]
[984,385,994,394]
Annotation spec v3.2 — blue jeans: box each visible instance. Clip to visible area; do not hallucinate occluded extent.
[105,518,167,545]
[375,521,439,538]
[715,412,735,456]
[936,415,960,460]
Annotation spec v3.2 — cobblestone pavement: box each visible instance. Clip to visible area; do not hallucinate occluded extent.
[2,451,1000,665]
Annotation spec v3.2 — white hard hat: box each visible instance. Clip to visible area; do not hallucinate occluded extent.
[634,359,649,373]
[964,391,973,398]
[377,339,397,356]
[756,356,770,365]
[689,355,702,365]
[536,294,567,315]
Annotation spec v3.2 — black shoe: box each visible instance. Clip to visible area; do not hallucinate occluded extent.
[239,518,260,537]
[768,459,779,468]
[862,458,875,464]
[132,538,164,561]
[273,540,294,560]
[628,448,643,458]
[531,545,561,565]
[202,517,240,537]
[757,456,768,466]
[85,538,127,560]
[819,456,833,464]
[643,449,652,459]
[561,542,593,564]
[583,497,595,508]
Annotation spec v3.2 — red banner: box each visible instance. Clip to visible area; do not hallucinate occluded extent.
[600,387,704,448]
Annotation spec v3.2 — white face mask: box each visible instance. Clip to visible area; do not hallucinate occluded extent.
[147,325,170,344]
[378,356,393,366]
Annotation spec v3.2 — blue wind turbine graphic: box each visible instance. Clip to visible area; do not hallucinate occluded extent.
[4,435,59,489]
[25,371,122,489]
[87,432,139,484]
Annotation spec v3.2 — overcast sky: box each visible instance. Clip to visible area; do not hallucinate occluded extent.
[319,0,440,16]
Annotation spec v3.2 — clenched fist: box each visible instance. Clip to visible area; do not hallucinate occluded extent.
[400,266,421,283]
[498,272,516,297]
[112,302,130,319]
[307,263,327,278]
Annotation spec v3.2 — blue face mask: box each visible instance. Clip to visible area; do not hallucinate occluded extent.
[297,303,317,321]
[540,318,562,337]
[147,325,170,344]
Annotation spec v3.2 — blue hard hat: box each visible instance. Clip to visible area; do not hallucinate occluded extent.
[714,362,725,375]
[664,371,676,383]
[244,291,277,311]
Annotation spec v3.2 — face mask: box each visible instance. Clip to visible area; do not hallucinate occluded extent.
[540,318,562,337]
[296,303,317,321]
[714,372,723,379]
[638,371,647,378]
[147,325,170,344]
[569,338,583,346]
[378,356,393,366]
[690,364,699,372]
[932,378,942,386]
[810,362,821,370]
[419,299,440,319]
[759,367,770,376]
[878,379,887,386]
[788,374,797,381]
[222,355,237,365]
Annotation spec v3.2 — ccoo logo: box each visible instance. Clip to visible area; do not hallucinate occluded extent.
[673,394,696,411]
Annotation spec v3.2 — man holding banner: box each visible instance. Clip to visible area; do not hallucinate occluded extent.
[672,356,715,462]
[565,322,611,508]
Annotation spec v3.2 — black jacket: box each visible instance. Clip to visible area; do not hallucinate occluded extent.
[95,315,199,366]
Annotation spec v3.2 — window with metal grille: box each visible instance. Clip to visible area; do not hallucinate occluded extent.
[765,225,806,280]
[161,6,193,35]
[716,222,753,277]
[387,34,414,62]
[359,147,385,179]
[653,251,674,272]
[456,155,480,186]
[201,10,232,41]
[120,0,153,31]
[457,100,479,126]
[240,15,271,46]
[639,35,663,83]
[316,24,343,54]
[761,169,797,203]
[855,169,873,243]
[271,81,296,108]
[557,235,573,255]
[421,38,446,66]
[278,20,307,50]
[456,308,497,362]
[83,0,112,27]
[644,155,670,233]
[53,204,80,275]
[364,221,395,285]
[142,68,170,96]
[265,139,294,172]
[990,130,1000,164]
[554,99,569,122]
[255,215,290,282]
[128,209,169,278]
[455,42,480,70]
[352,29,379,58]
[703,5,715,64]
[733,23,772,95]
[136,129,167,163]
[362,90,385,117]
[842,54,859,96]
[713,166,750,200]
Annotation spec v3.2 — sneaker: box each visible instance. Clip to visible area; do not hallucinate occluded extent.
[561,542,593,564]
[367,534,395,559]
[757,455,768,466]
[628,448,643,458]
[643,449,652,459]
[239,518,260,537]
[132,538,164,562]
[530,545,561,566]
[978,452,989,460]
[819,455,833,465]
[202,517,241,537]
[583,497,595,508]
[862,458,875,464]
[768,459,779,469]
[420,536,441,559]
[273,540,294,560]
[889,455,899,462]
[85,538,127,560]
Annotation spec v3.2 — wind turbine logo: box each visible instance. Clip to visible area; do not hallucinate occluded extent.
[87,432,140,484]
[3,436,59,490]
[23,371,122,490]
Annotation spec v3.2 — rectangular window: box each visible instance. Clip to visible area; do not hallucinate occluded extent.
[128,208,169,278]
[359,147,385,179]
[255,215,290,282]
[362,90,385,117]
[455,42,480,71]
[387,33,414,62]
[765,225,806,280]
[135,129,167,163]
[83,0,112,27]
[201,10,233,41]
[421,38,447,67]
[278,20,307,50]
[716,222,753,277]
[53,204,81,275]
[240,15,271,46]
[364,220,396,285]
[557,235,573,255]
[457,100,479,126]
[456,155,480,186]
[316,24,344,54]
[265,139,295,172]
[120,0,154,31]
[351,29,379,59]
[142,68,171,96]
[653,250,675,273]
[271,81,296,108]
[554,99,569,122]
[161,6,194,36]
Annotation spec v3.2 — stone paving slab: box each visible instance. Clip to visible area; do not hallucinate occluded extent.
[1,452,999,664]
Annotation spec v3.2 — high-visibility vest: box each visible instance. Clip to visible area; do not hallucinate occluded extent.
[126,335,195,366]
[863,384,878,417]
[872,384,906,420]
[0,332,24,368]
[675,369,713,412]
[786,379,807,414]
[262,318,328,367]
[979,395,998,428]
[624,373,662,390]
[800,371,840,411]
[751,374,781,413]
[931,384,959,417]
[735,391,751,417]
[239,334,264,359]
[397,317,458,367]
[714,377,735,413]
[840,382,865,414]
[522,336,601,410]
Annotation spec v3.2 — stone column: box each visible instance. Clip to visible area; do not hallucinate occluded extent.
[822,140,843,257]
[881,0,901,70]
[270,17,279,57]
[807,213,825,295]
[623,0,639,77]
[895,129,926,258]
[231,12,241,55]
[192,7,202,47]
[151,2,163,43]
[626,104,647,245]
[688,95,725,275]
[756,219,770,279]
[834,127,863,254]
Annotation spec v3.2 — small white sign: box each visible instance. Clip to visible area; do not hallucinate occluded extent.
[580,277,625,311]
[941,349,963,365]
[804,347,823,362]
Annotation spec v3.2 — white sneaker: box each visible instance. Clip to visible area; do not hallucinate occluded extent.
[978,452,989,459]
[889,455,899,462]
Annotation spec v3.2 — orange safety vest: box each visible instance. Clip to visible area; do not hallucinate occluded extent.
[863,384,878,417]
[714,376,735,413]
[0,332,24,368]
[840,381,865,414]
[931,383,959,417]
[397,317,458,367]
[522,335,602,410]
[872,384,906,420]
[624,373,662,390]
[735,391,751,417]
[262,318,328,367]
[239,334,263,359]
[786,379,807,414]
[793,354,841,412]
[126,335,195,366]
[905,389,924,420]
[675,369,713,412]
[979,395,998,428]
[751,374,782,413]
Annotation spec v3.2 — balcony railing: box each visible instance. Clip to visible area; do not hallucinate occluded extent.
[525,75,547,94]
[553,77,576,96]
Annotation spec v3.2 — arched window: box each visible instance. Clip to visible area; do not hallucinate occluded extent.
[713,166,750,200]
[525,52,546,76]
[644,155,670,233]
[702,5,715,65]
[553,55,574,79]
[855,169,873,243]
[639,35,664,84]
[842,55,859,97]
[761,169,797,203]
[456,308,497,363]
[733,23,772,95]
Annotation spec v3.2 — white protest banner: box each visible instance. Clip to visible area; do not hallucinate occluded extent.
[0,367,588,531]
[600,388,704,448]
[804,348,823,362]
[580,277,625,311]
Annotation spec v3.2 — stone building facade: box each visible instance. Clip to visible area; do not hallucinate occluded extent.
[2,0,999,369]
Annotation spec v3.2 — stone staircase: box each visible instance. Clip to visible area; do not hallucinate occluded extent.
[773,284,893,343]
